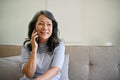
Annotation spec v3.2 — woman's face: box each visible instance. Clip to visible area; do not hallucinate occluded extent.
[35,14,53,43]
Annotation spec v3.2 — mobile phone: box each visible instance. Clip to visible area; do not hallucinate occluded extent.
[34,29,39,43]
[35,37,39,43]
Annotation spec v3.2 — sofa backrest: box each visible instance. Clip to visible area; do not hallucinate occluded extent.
[0,45,120,80]
[0,45,21,57]
[65,46,120,80]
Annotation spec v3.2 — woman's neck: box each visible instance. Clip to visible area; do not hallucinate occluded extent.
[39,39,48,44]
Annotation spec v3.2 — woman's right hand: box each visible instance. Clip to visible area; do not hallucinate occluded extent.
[23,30,38,78]
[31,30,39,51]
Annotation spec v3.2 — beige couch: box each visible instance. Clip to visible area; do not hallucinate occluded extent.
[0,45,120,80]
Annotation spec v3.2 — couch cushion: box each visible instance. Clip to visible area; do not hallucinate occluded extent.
[0,56,22,80]
[89,47,120,80]
[65,46,89,80]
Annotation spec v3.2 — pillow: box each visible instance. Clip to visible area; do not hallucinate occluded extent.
[0,56,22,80]
[61,54,69,80]
[1,55,21,62]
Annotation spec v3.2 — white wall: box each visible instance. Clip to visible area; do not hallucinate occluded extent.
[0,0,120,46]
[0,0,45,45]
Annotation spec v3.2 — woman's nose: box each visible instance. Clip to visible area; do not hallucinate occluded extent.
[42,24,47,30]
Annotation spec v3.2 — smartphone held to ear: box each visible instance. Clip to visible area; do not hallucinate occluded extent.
[34,29,39,43]
[35,37,39,43]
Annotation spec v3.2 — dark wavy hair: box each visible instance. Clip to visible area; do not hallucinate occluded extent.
[24,10,60,54]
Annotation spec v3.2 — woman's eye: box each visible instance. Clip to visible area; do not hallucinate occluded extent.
[38,23,44,25]
[47,24,51,26]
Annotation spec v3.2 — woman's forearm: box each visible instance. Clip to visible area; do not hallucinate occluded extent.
[22,49,37,78]
[35,66,60,80]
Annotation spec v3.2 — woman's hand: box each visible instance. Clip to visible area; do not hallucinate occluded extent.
[22,30,38,78]
[31,30,39,51]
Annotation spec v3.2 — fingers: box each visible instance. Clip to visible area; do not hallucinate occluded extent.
[31,30,38,42]
[31,30,38,51]
[32,30,36,34]
[32,30,37,36]
[33,32,38,39]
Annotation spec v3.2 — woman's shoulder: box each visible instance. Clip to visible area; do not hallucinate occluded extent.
[22,43,31,52]
[57,41,65,47]
[22,44,28,49]
[54,42,65,50]
[59,41,65,46]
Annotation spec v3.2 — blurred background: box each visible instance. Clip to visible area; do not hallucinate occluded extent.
[0,0,120,46]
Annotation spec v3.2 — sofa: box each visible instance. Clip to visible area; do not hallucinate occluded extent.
[0,45,120,80]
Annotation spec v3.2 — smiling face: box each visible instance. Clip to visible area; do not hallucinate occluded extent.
[35,14,53,43]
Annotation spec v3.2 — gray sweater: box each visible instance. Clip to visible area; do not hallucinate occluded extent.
[20,42,65,80]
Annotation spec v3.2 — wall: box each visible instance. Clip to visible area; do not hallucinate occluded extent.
[0,0,46,45]
[0,0,120,46]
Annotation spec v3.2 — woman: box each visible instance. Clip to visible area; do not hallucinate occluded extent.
[20,10,65,80]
